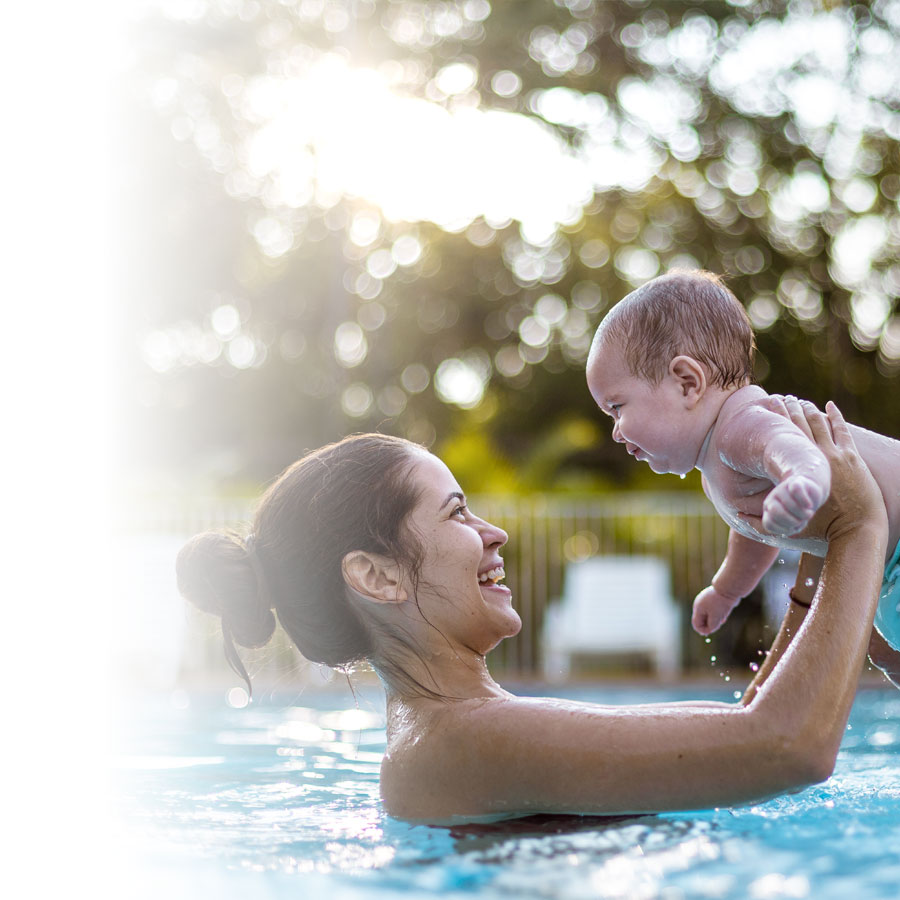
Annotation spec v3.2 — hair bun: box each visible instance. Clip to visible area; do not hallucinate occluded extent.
[175,531,276,649]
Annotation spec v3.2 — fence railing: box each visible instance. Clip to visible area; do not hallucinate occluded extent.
[468,493,731,672]
[122,491,733,683]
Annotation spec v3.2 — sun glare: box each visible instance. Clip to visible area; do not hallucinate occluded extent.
[245,54,593,238]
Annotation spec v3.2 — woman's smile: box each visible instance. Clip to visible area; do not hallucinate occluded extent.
[478,572,512,601]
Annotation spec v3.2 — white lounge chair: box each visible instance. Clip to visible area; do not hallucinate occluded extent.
[542,555,682,680]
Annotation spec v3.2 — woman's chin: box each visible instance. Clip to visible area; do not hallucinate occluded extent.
[495,604,523,639]
[475,583,521,642]
[506,610,523,637]
[484,613,523,653]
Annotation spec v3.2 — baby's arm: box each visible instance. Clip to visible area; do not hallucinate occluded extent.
[693,529,779,635]
[719,403,832,536]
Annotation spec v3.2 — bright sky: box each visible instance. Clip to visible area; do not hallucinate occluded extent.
[232,29,892,286]
[243,54,617,244]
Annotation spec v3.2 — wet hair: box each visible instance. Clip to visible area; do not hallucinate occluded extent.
[175,433,433,697]
[592,270,755,389]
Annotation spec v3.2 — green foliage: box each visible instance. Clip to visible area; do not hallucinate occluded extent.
[437,426,521,494]
[119,0,900,489]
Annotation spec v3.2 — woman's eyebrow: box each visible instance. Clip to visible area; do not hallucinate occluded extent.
[441,490,465,509]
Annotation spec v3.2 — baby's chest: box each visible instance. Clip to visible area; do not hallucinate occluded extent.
[704,460,773,524]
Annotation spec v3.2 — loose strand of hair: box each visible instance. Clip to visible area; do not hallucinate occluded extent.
[222,622,254,699]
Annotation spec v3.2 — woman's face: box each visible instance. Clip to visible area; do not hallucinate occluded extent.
[402,451,521,653]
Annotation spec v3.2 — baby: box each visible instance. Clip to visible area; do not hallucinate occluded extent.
[585,270,900,684]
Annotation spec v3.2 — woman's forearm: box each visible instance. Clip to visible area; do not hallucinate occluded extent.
[740,602,806,706]
[741,553,822,705]
[745,524,886,772]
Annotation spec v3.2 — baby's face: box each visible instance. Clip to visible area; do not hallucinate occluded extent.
[587,343,703,476]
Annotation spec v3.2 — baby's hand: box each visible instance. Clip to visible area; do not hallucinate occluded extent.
[692,585,741,635]
[762,474,828,536]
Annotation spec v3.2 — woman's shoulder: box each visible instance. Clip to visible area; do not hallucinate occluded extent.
[379,694,610,820]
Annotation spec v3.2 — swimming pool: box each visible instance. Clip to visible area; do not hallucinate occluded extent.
[113,683,900,900]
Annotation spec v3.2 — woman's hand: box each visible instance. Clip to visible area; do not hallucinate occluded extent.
[743,398,886,543]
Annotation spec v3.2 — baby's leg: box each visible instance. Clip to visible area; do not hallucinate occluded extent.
[692,586,742,635]
[692,530,780,635]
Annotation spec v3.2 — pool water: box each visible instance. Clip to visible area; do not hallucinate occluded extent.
[113,684,900,900]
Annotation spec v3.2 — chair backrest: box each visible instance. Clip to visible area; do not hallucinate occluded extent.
[561,555,674,639]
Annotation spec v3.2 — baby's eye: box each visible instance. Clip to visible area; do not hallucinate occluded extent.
[609,404,622,419]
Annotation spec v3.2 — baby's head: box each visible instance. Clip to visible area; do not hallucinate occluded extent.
[589,270,755,390]
[586,271,755,475]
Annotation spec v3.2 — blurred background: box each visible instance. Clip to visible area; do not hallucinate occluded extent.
[111,0,900,695]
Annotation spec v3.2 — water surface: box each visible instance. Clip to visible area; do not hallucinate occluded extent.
[113,684,900,899]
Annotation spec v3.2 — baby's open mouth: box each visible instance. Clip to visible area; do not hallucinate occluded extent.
[478,567,505,585]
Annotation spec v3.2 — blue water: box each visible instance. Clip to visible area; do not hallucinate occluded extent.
[113,684,900,899]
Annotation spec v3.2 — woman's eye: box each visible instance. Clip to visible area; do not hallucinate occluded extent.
[451,505,468,519]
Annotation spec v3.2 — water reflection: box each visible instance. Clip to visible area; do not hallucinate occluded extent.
[113,684,900,900]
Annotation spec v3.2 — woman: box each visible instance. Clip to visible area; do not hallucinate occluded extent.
[176,399,888,821]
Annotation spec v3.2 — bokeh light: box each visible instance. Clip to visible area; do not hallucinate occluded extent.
[123,0,900,495]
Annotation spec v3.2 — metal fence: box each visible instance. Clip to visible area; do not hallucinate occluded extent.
[123,492,732,683]
[469,493,731,672]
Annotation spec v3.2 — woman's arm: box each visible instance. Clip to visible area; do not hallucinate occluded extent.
[387,403,888,821]
[740,551,823,705]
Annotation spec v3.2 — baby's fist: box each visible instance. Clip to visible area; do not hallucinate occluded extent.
[692,585,741,636]
[762,475,827,536]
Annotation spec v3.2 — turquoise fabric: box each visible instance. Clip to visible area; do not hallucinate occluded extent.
[874,538,900,652]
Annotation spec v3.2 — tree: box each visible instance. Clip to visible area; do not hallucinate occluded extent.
[117,0,900,490]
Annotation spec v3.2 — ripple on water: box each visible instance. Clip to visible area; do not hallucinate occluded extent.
[114,687,900,900]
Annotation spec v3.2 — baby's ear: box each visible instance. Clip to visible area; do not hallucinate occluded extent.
[341,551,408,604]
[669,355,707,407]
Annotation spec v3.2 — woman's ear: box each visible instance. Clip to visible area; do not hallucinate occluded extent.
[669,355,707,408]
[341,551,408,604]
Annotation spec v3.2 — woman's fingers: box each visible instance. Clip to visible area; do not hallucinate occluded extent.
[759,393,788,416]
[795,399,836,446]
[782,395,815,440]
[824,400,855,449]
[801,400,886,543]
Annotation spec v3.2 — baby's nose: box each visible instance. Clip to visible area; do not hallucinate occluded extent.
[612,421,624,442]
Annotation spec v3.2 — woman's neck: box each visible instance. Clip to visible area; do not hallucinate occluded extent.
[378,645,512,704]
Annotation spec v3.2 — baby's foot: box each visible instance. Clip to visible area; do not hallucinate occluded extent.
[692,586,741,635]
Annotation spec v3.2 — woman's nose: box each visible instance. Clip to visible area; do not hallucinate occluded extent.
[479,517,508,548]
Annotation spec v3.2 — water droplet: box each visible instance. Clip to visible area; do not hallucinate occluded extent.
[749,663,759,672]
[705,637,711,644]
[724,675,731,682]
[777,558,785,565]
[733,690,742,700]
[679,473,686,480]
[804,578,814,587]
[710,655,717,663]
